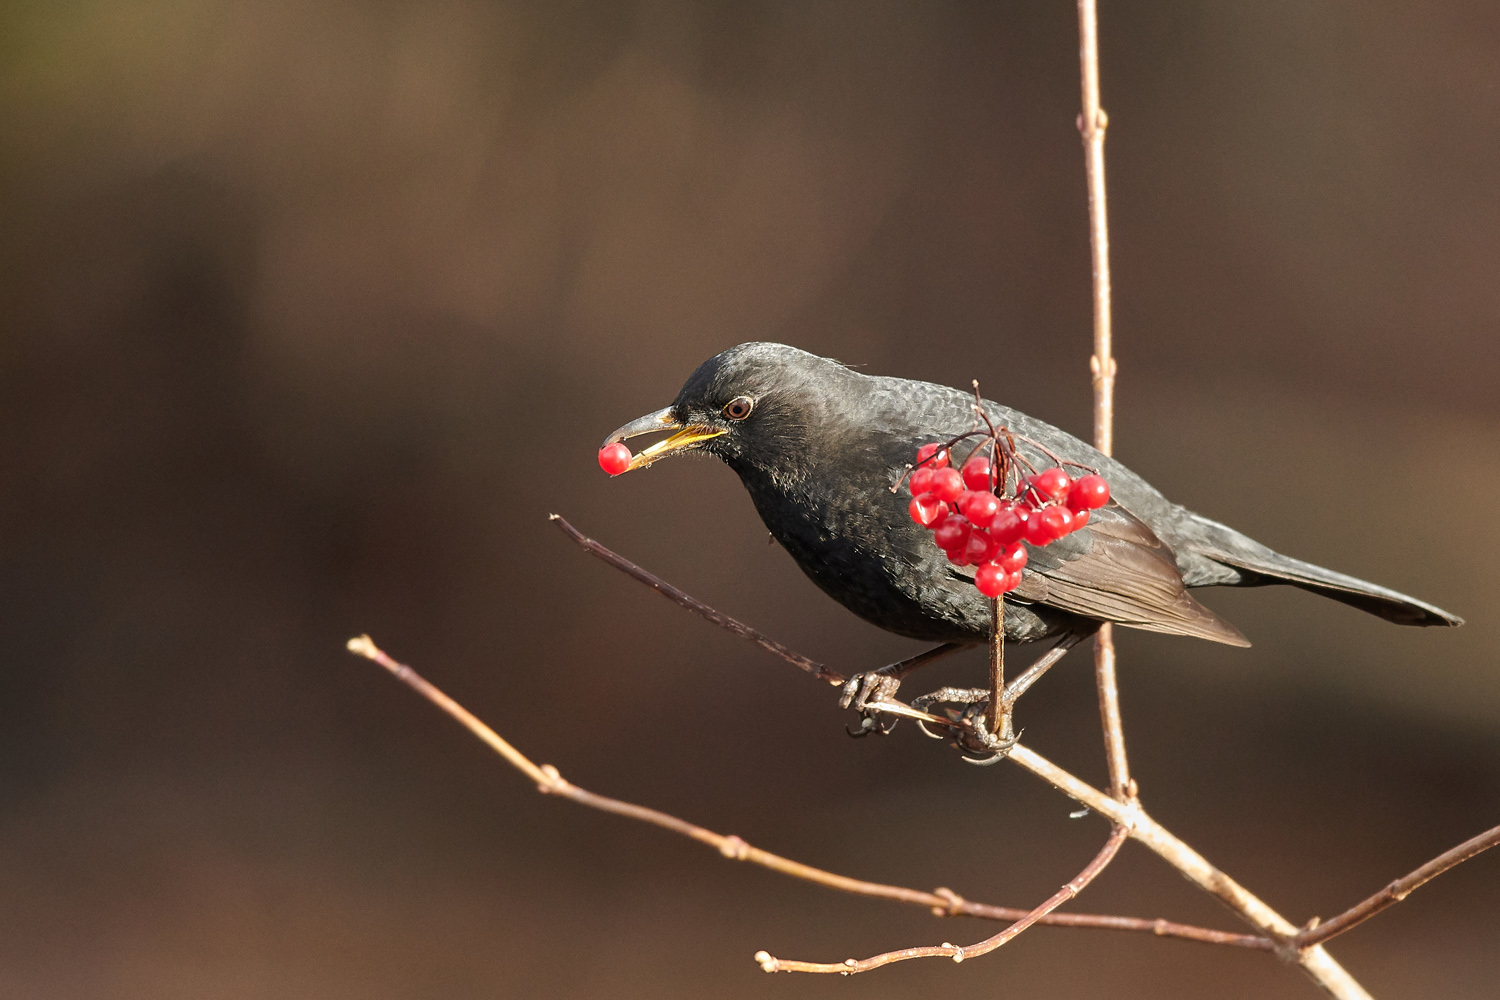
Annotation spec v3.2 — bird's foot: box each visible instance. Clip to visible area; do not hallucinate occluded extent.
[909,687,1018,764]
[841,669,904,737]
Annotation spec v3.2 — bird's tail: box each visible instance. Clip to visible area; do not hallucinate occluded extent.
[1183,513,1464,628]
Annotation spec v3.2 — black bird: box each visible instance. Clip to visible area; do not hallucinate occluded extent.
[603,343,1461,720]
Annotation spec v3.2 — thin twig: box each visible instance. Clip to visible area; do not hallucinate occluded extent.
[345,636,1269,950]
[1291,823,1500,949]
[1006,745,1371,1000]
[1076,0,1132,807]
[549,515,843,685]
[758,825,1128,974]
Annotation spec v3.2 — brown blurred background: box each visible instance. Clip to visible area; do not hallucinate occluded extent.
[2,2,1497,997]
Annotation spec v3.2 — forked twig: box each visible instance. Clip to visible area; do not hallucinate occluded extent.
[757,825,1128,974]
[344,636,1273,952]
[1291,823,1500,949]
[350,622,1497,969]
[545,516,1498,993]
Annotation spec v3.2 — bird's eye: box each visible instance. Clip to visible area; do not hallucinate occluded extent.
[722,396,754,421]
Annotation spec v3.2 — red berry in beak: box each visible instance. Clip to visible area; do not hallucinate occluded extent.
[598,443,632,475]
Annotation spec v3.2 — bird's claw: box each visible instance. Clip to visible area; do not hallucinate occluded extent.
[910,687,1018,763]
[839,669,904,736]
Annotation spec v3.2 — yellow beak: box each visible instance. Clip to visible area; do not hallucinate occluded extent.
[602,407,727,472]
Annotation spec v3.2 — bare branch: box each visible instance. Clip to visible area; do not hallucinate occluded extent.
[757,825,1129,974]
[1293,823,1500,949]
[541,520,1491,992]
[345,636,1270,951]
[549,515,843,685]
[1076,0,1131,807]
[1005,745,1371,1000]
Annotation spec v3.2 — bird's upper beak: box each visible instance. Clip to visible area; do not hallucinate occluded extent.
[602,407,727,472]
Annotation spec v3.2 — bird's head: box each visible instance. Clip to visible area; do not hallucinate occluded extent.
[602,343,853,476]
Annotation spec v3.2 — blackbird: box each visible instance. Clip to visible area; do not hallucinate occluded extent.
[603,343,1461,722]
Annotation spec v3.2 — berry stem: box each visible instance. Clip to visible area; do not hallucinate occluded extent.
[986,597,1005,736]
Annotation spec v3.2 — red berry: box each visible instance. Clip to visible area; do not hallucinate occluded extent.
[997,541,1028,573]
[933,514,971,551]
[929,467,965,503]
[961,491,1002,528]
[1039,504,1074,540]
[916,443,950,468]
[964,529,993,565]
[1024,511,1054,545]
[1069,474,1110,510]
[961,455,993,491]
[1073,509,1090,529]
[1018,479,1045,509]
[1004,568,1025,592]
[1033,467,1073,502]
[974,562,1008,597]
[909,494,948,527]
[988,504,1025,545]
[598,442,632,476]
[909,466,936,495]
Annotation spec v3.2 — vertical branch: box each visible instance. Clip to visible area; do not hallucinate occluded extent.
[1077,0,1130,802]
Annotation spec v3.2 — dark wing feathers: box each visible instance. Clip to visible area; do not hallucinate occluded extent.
[1020,507,1250,647]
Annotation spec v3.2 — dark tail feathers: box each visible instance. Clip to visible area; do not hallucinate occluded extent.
[1184,514,1464,628]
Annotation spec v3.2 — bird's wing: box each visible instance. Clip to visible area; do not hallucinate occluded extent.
[999,506,1250,647]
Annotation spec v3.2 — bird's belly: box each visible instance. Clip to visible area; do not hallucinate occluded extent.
[744,486,980,642]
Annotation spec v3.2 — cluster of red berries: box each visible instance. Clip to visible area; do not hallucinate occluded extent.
[906,443,1111,598]
[598,442,633,476]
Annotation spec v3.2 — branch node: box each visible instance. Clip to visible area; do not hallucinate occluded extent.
[719,835,750,860]
[1076,108,1109,137]
[932,886,965,916]
[945,943,964,963]
[536,763,564,793]
[753,950,778,973]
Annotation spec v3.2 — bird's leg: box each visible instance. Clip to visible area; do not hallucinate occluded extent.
[999,630,1090,714]
[909,630,1092,762]
[909,687,1015,761]
[841,642,972,736]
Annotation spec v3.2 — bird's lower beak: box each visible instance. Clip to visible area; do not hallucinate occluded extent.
[602,407,727,472]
